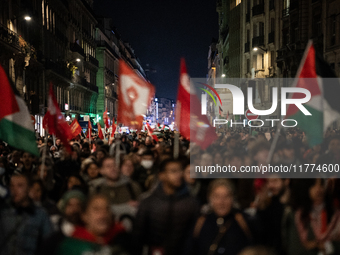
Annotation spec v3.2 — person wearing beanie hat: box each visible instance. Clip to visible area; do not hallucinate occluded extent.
[50,189,86,236]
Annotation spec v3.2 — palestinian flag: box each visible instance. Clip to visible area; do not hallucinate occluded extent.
[286,40,340,146]
[0,64,39,156]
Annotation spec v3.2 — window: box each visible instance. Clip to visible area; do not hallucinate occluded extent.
[46,5,49,30]
[271,51,275,67]
[283,28,289,45]
[271,18,275,32]
[284,0,290,9]
[249,80,256,100]
[253,54,257,69]
[253,23,257,37]
[259,22,264,36]
[53,12,55,34]
[264,83,269,102]
[291,22,298,43]
[247,30,250,42]
[247,58,250,73]
[330,15,336,46]
[42,0,45,26]
[50,9,52,32]
[261,54,264,69]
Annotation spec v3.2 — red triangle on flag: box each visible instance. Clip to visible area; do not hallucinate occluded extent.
[0,65,20,120]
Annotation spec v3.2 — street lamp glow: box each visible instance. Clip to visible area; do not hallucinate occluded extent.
[221,74,226,77]
[253,47,258,51]
[76,58,81,62]
[24,16,31,21]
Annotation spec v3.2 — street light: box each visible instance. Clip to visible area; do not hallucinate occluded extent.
[76,58,81,62]
[221,74,226,77]
[253,46,267,53]
[24,16,31,21]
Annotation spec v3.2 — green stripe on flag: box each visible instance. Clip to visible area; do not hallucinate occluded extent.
[289,105,323,147]
[0,118,39,156]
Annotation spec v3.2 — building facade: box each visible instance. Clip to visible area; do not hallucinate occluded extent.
[147,97,175,126]
[211,0,340,124]
[95,17,147,124]
[0,0,99,135]
[96,18,119,121]
[0,0,148,136]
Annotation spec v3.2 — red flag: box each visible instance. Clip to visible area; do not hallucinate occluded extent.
[103,109,109,129]
[157,123,160,130]
[97,122,104,139]
[69,119,82,138]
[43,84,72,152]
[146,123,158,142]
[118,60,155,129]
[175,59,217,149]
[86,120,92,139]
[175,59,191,140]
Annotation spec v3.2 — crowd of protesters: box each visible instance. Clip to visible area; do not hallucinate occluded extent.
[0,127,340,255]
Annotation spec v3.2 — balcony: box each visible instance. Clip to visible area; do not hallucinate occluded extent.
[246,13,250,23]
[55,28,68,45]
[245,42,250,53]
[269,0,275,10]
[282,8,289,17]
[106,90,117,99]
[221,27,229,44]
[252,4,264,17]
[86,55,99,67]
[81,78,98,93]
[45,60,72,80]
[0,24,20,51]
[97,40,120,58]
[252,35,264,48]
[70,43,85,57]
[268,31,275,44]
[82,28,90,38]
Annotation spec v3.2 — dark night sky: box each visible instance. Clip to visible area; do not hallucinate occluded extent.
[93,0,219,100]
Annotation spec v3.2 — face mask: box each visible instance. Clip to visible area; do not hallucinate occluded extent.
[141,160,153,169]
[0,167,5,175]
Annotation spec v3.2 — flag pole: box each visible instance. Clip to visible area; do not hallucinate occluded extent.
[174,102,181,159]
[41,135,47,180]
[89,125,91,150]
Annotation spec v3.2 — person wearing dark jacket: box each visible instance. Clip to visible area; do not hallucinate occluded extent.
[38,194,130,255]
[0,174,53,255]
[132,150,157,191]
[193,179,253,255]
[133,158,199,255]
[256,177,290,255]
